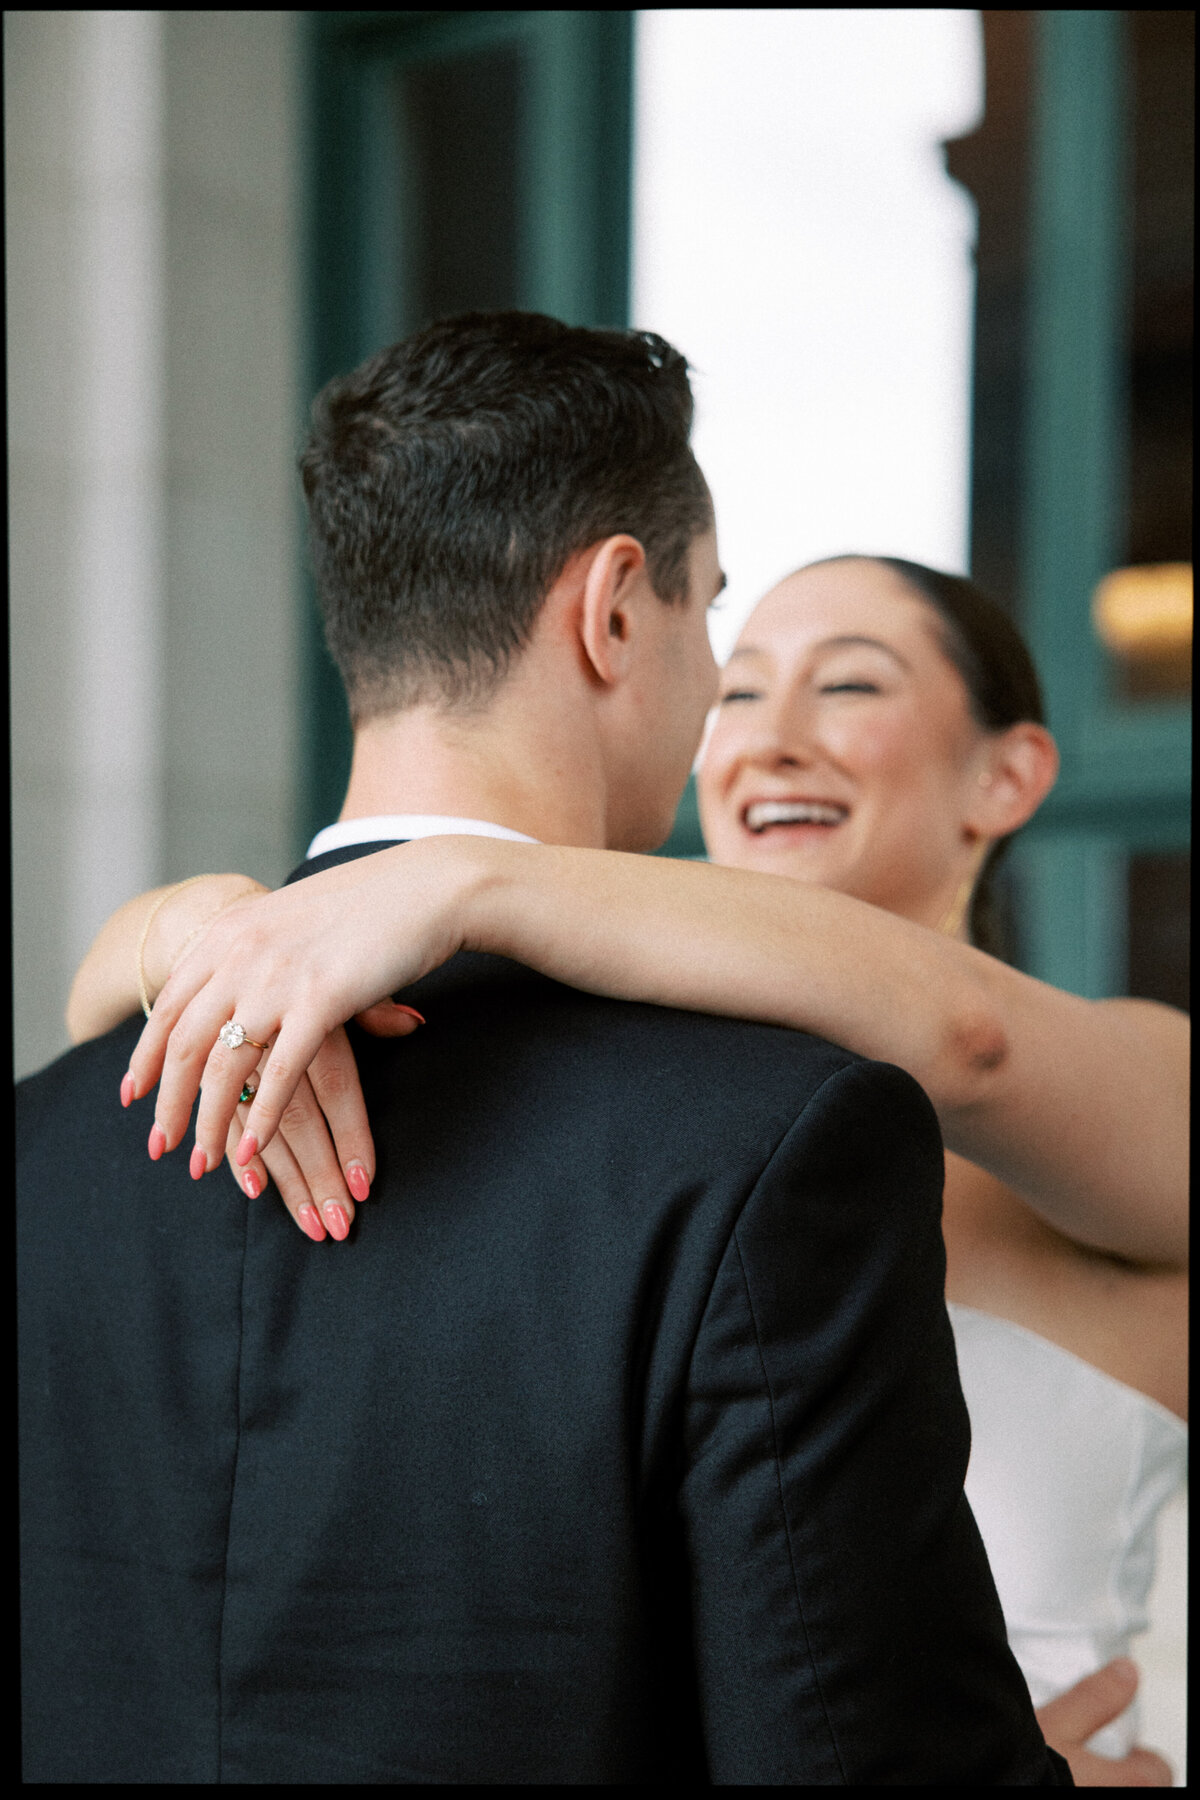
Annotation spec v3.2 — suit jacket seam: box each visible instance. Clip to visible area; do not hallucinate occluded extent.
[681,1058,859,1384]
[213,1195,251,1783]
[687,1060,860,1783]
[727,1222,849,1785]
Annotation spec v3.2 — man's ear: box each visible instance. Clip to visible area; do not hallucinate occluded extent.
[578,535,649,687]
[968,722,1060,838]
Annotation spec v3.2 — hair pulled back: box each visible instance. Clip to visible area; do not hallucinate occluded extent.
[872,557,1047,956]
[810,556,1048,956]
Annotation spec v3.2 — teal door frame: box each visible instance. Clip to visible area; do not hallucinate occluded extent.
[297,10,634,853]
[1010,11,1190,997]
[668,14,1194,884]
[294,11,1189,963]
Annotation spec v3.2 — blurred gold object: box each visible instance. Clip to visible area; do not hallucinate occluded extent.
[1092,564,1193,658]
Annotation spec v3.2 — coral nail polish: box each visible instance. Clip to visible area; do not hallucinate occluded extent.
[298,1204,325,1242]
[189,1145,207,1181]
[391,1004,425,1025]
[243,1169,262,1199]
[235,1130,257,1167]
[120,1073,135,1108]
[324,1202,350,1241]
[346,1163,370,1203]
[148,1124,167,1161]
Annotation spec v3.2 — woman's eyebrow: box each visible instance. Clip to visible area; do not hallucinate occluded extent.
[814,634,912,670]
[726,635,911,669]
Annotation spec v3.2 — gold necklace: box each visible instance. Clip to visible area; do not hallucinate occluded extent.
[938,842,989,938]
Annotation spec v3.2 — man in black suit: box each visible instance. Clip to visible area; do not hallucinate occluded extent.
[19,313,1070,1783]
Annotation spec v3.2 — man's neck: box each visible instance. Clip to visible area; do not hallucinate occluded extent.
[338,696,609,850]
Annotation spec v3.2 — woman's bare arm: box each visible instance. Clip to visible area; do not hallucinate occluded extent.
[127,834,1188,1271]
[455,841,1187,1269]
[66,874,268,1044]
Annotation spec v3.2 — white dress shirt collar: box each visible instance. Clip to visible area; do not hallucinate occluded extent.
[306,814,540,860]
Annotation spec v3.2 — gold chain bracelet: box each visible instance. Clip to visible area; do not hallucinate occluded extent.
[136,875,218,1019]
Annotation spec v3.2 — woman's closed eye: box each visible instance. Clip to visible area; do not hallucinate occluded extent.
[719,687,764,704]
[819,679,882,694]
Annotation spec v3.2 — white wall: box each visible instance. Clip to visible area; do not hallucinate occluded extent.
[159,12,303,890]
[7,11,302,1081]
[633,9,983,661]
[7,11,165,1079]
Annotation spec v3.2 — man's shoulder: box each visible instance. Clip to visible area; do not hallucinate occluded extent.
[372,950,927,1170]
[397,948,859,1069]
[17,1016,145,1143]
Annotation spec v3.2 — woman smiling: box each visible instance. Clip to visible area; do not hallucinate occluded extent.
[73,554,1186,1784]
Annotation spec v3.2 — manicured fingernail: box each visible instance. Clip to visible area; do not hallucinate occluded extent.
[235,1129,257,1167]
[148,1124,167,1161]
[242,1168,262,1199]
[346,1162,370,1202]
[298,1203,325,1242]
[390,1003,425,1024]
[120,1073,135,1108]
[324,1202,350,1241]
[189,1145,207,1181]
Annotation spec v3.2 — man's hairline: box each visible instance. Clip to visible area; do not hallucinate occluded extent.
[345,519,722,729]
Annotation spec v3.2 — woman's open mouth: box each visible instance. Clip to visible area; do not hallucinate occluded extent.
[742,800,849,834]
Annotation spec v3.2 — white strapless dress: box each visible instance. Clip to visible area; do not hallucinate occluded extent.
[947,1303,1188,1758]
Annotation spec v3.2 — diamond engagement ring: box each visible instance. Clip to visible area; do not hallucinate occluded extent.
[219,1020,269,1052]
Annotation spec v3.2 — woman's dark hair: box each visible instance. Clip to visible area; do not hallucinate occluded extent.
[300,311,713,719]
[821,555,1049,956]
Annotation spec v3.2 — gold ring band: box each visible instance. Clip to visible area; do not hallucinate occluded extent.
[218,1021,269,1053]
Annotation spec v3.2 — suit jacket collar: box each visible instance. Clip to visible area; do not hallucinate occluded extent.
[284,842,408,885]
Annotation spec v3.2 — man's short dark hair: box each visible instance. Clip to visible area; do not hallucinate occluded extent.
[300,311,713,720]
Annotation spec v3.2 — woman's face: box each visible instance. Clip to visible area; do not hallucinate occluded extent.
[697,559,993,928]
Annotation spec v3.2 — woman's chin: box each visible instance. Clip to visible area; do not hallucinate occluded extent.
[714,822,858,885]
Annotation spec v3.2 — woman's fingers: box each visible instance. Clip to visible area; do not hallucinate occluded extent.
[190,1023,380,1231]
[304,1027,376,1199]
[155,987,274,1158]
[229,1014,348,1166]
[165,994,322,1169]
[1035,1658,1138,1745]
[355,1000,426,1038]
[126,902,246,1099]
[1034,1659,1173,1786]
[215,1056,271,1194]
[225,1124,270,1203]
[225,1111,329,1243]
[126,962,215,1106]
[255,1067,356,1240]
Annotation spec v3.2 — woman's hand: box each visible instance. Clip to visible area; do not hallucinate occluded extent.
[68,871,270,1044]
[71,866,395,1238]
[216,1025,393,1241]
[124,840,478,1188]
[1035,1659,1172,1786]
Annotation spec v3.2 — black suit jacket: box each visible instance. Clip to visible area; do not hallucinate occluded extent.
[19,844,1069,1783]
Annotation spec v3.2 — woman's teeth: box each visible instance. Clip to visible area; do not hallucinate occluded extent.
[744,800,848,832]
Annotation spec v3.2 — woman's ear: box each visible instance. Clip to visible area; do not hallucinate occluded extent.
[969,722,1060,838]
[578,534,648,686]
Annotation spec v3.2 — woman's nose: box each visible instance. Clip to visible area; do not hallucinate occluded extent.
[736,697,821,769]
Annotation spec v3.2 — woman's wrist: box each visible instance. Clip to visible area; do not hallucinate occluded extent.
[67,872,267,1045]
[141,873,268,1006]
[445,835,543,961]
